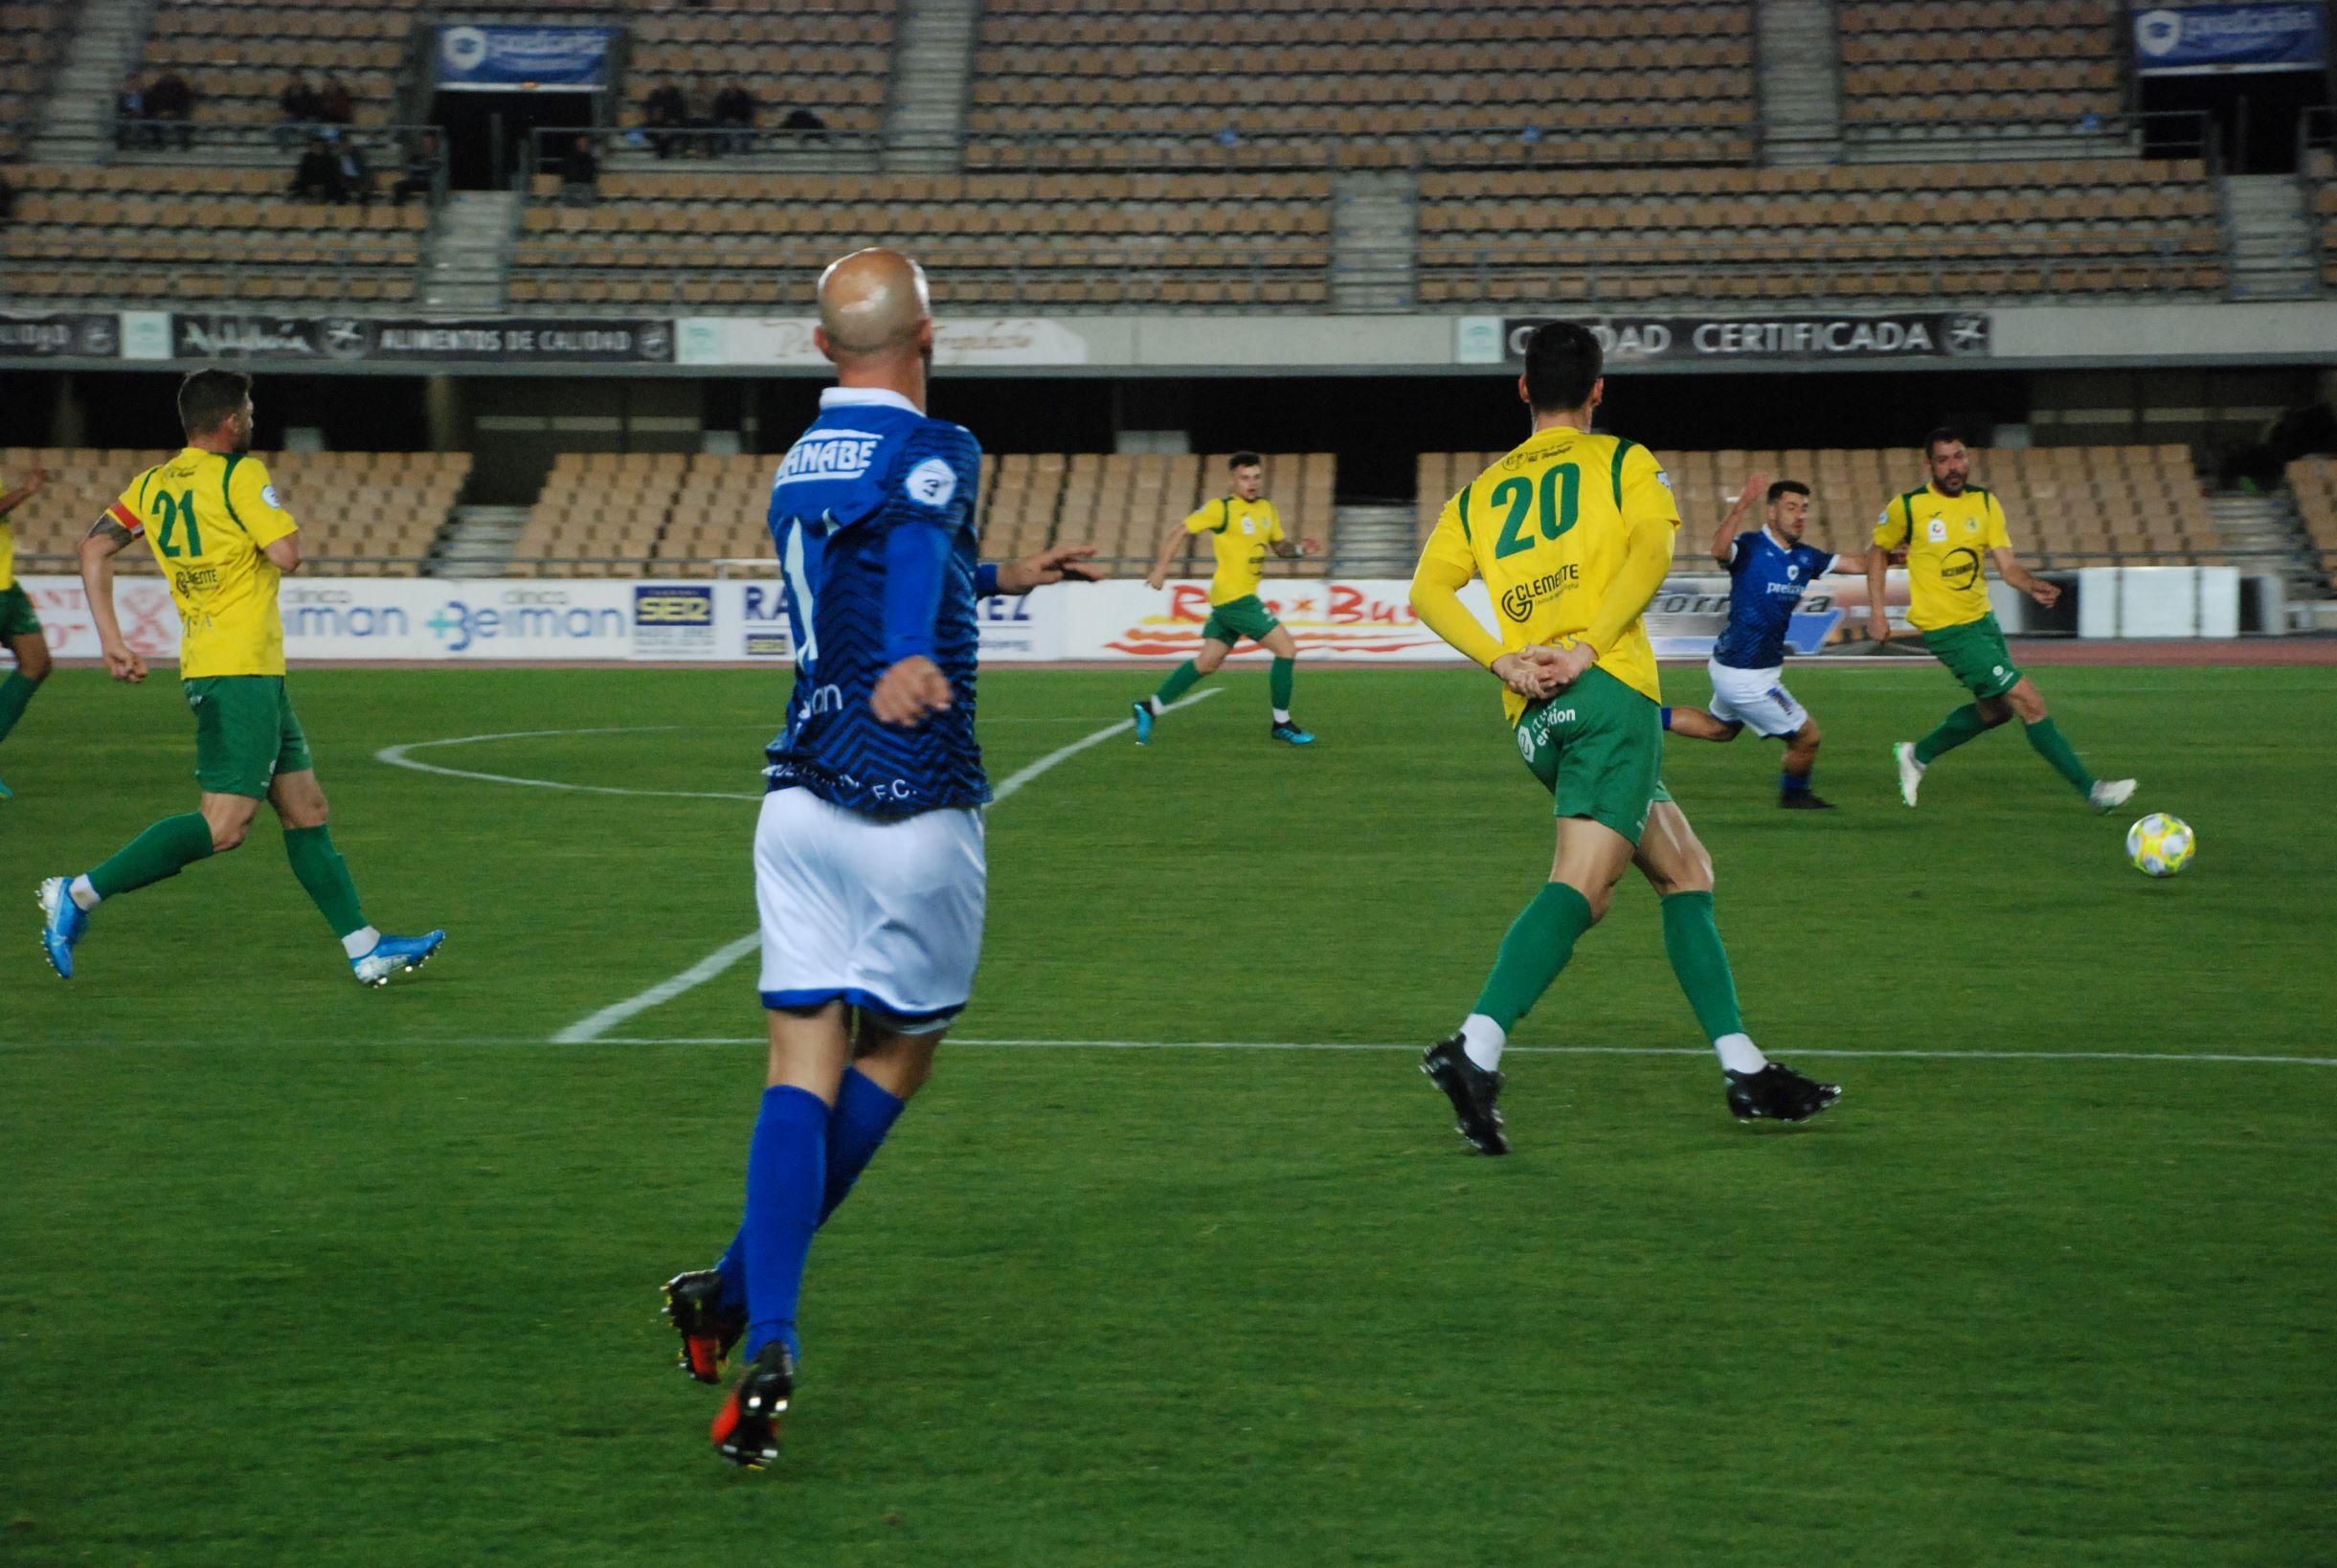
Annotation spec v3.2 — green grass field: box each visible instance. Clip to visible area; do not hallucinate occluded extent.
[3,661,2332,1566]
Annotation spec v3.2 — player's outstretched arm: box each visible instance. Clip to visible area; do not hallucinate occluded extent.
[79,515,146,683]
[1710,470,1768,566]
[989,543,1103,594]
[1864,544,1893,643]
[1143,521,1192,593]
[1990,546,2059,608]
[0,464,51,518]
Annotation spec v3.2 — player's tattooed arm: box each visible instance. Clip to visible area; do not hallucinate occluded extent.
[84,515,136,553]
[79,514,147,683]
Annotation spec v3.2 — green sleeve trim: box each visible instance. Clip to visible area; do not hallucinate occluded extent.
[1609,437,1638,507]
[1210,498,1230,534]
[1456,484,1472,542]
[135,467,156,509]
[220,454,248,533]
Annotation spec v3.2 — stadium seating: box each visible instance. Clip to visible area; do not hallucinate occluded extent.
[1416,446,2213,567]
[0,2,66,157]
[621,0,894,142]
[509,171,1334,310]
[967,1,1757,168]
[518,452,690,575]
[2286,458,2337,590]
[1,448,466,576]
[1416,160,2226,304]
[1838,1,2123,125]
[0,165,426,305]
[138,0,411,130]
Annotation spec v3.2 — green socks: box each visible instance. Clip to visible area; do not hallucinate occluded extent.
[87,813,215,900]
[1270,657,1294,712]
[0,670,36,745]
[1660,890,1744,1042]
[285,824,369,938]
[1472,882,1595,1031]
[1153,660,1202,707]
[2023,718,2096,796]
[1914,703,1992,765]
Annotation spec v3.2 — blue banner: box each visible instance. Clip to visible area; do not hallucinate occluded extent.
[2133,5,2326,75]
[436,25,616,90]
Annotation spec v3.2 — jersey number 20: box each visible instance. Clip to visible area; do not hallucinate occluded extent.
[1492,464,1580,559]
[153,489,204,559]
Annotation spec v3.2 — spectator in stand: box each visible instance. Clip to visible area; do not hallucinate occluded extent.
[317,77,354,126]
[277,74,322,149]
[560,134,599,205]
[782,106,828,143]
[114,73,151,150]
[390,130,441,207]
[289,135,341,201]
[146,70,195,150]
[642,78,689,159]
[333,133,372,207]
[711,80,756,155]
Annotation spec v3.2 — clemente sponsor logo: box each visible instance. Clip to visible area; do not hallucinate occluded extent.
[1500,566,1579,620]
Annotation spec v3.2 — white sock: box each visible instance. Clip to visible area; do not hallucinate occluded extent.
[1145,696,1164,715]
[68,874,101,911]
[1715,1032,1767,1075]
[1460,1013,1506,1072]
[341,925,382,960]
[1272,707,1292,725]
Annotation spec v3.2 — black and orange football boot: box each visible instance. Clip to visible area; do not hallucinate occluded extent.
[662,1269,745,1385]
[710,1342,796,1469]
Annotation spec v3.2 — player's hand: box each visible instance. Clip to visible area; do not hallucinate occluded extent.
[1738,471,1770,509]
[871,655,952,728]
[2028,579,2061,609]
[998,543,1103,594]
[1867,613,1892,645]
[102,640,147,683]
[1298,536,1322,556]
[1144,569,1168,593]
[1541,640,1598,689]
[1490,650,1555,701]
[25,465,51,493]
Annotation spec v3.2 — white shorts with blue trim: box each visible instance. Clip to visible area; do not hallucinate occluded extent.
[753,786,986,1031]
[1706,656,1810,740]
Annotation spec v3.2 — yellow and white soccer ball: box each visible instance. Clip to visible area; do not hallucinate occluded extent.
[2125,813,2195,878]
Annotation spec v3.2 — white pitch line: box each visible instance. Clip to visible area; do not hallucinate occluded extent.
[548,689,1223,1045]
[591,1035,2337,1067]
[375,726,761,801]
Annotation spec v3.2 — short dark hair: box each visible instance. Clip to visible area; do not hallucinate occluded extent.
[178,369,251,439]
[1227,451,1263,471]
[1924,426,1967,456]
[1522,321,1603,414]
[1766,480,1810,504]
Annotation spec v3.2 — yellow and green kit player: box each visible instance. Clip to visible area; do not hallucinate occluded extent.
[1132,451,1321,746]
[1408,322,1841,1153]
[1871,429,2134,812]
[38,368,444,986]
[0,455,56,796]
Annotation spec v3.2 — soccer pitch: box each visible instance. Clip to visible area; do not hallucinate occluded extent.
[3,662,2332,1566]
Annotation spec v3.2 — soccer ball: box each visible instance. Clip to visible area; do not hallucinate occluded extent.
[2125,813,2195,878]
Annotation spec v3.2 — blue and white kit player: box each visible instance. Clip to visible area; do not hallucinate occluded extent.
[661,249,1098,1469]
[1664,473,1873,809]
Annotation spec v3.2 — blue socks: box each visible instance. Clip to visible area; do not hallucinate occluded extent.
[715,1067,910,1327]
[1781,772,1811,799]
[739,1085,829,1361]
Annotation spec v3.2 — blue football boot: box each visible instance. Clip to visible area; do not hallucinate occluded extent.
[351,930,445,987]
[1131,700,1156,746]
[37,876,87,978]
[1270,720,1315,746]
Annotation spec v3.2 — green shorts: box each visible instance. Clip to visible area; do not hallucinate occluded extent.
[1514,666,1673,846]
[186,675,314,798]
[0,582,41,642]
[1200,594,1281,646]
[1923,613,2022,700]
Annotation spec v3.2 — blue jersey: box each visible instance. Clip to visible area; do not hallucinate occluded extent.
[763,387,988,818]
[1713,527,1838,670]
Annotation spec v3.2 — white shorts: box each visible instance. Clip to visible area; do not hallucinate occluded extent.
[1706,657,1810,740]
[753,786,987,1030]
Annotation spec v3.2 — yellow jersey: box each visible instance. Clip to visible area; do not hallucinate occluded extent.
[1418,427,1679,720]
[1184,495,1285,605]
[1873,482,2010,632]
[108,448,300,678]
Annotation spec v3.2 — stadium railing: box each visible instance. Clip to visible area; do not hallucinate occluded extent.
[524,123,886,178]
[2303,108,2337,294]
[1838,111,2217,168]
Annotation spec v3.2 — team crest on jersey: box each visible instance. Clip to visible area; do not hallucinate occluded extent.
[1927,518,1948,542]
[261,484,281,509]
[1241,518,1256,534]
[775,429,885,487]
[1655,469,1673,490]
[904,457,958,507]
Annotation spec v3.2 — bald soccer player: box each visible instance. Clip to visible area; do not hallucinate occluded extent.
[659,248,1103,1469]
